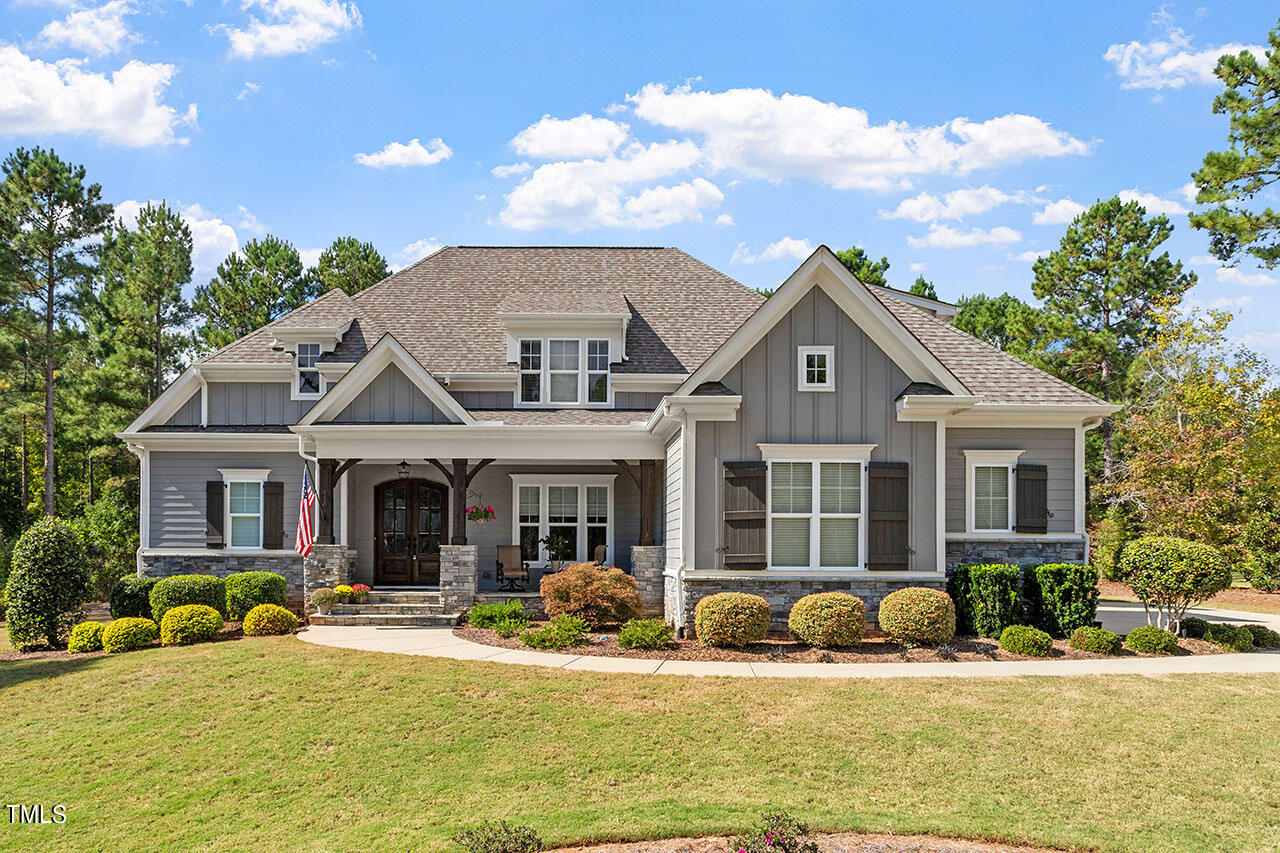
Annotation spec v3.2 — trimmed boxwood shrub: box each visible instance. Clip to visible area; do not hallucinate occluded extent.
[4,517,90,650]
[68,621,105,654]
[694,592,770,648]
[469,599,526,629]
[1023,563,1099,637]
[1068,625,1122,655]
[787,592,866,648]
[948,564,1022,637]
[1116,537,1231,634]
[110,576,157,619]
[540,563,644,627]
[520,615,589,650]
[1243,624,1280,649]
[999,624,1053,657]
[149,574,227,624]
[1204,623,1254,652]
[224,571,287,620]
[1180,616,1211,639]
[102,617,158,653]
[242,603,299,636]
[1125,625,1179,655]
[159,604,224,646]
[618,617,675,650]
[877,587,956,647]
[493,617,529,638]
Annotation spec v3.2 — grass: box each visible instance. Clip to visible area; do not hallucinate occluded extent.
[3,638,1280,853]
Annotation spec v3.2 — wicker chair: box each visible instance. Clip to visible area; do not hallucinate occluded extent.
[496,545,530,592]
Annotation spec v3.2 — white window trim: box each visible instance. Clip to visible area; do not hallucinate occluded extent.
[516,337,612,408]
[219,468,270,550]
[963,450,1024,534]
[797,345,835,392]
[761,447,873,572]
[291,342,327,401]
[509,474,616,566]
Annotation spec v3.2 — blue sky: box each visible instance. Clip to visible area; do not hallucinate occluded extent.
[3,1,1279,354]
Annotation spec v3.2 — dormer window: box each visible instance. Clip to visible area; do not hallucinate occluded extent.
[549,339,580,403]
[296,343,323,398]
[587,339,609,403]
[517,337,611,406]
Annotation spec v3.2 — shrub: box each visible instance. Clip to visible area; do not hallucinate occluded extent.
[539,563,644,627]
[1180,616,1211,638]
[1125,625,1179,655]
[1090,506,1132,582]
[1243,500,1280,592]
[948,564,1022,637]
[102,617,158,653]
[877,587,956,646]
[451,820,542,853]
[999,624,1053,657]
[493,617,529,639]
[242,603,299,636]
[110,576,157,619]
[728,812,819,853]
[0,534,14,611]
[4,517,89,651]
[1243,624,1280,649]
[694,592,770,648]
[225,571,287,620]
[68,621,105,654]
[149,574,227,624]
[787,592,866,647]
[1204,623,1254,652]
[520,615,589,650]
[469,599,526,629]
[159,604,224,646]
[76,491,139,601]
[1023,563,1100,637]
[1116,537,1231,634]
[1068,626,1122,655]
[618,617,675,650]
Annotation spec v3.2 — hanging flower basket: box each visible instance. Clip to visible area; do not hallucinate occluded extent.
[466,505,496,524]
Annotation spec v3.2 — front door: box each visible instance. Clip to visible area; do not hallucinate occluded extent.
[375,479,447,586]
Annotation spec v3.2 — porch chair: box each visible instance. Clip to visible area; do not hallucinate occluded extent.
[593,544,607,565]
[496,545,530,592]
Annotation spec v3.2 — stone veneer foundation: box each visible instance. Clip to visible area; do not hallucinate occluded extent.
[630,545,665,616]
[140,550,304,606]
[302,545,356,611]
[945,538,1087,570]
[438,545,478,613]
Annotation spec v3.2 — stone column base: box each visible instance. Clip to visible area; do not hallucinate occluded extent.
[630,545,665,617]
[303,545,355,613]
[440,544,478,613]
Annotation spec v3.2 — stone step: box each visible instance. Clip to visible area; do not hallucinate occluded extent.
[364,591,444,604]
[309,612,462,627]
[330,603,450,615]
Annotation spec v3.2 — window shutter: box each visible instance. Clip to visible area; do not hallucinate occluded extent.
[262,481,285,549]
[206,481,225,549]
[866,461,909,570]
[1015,463,1049,534]
[723,461,767,570]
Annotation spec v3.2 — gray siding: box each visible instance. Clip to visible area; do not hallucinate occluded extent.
[615,391,666,409]
[945,427,1076,533]
[190,382,315,426]
[665,429,683,568]
[166,392,202,426]
[692,286,938,571]
[332,364,453,423]
[450,390,514,409]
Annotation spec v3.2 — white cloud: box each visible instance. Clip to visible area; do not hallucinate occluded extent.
[627,83,1089,190]
[236,204,266,235]
[497,140,721,231]
[114,200,239,283]
[36,0,138,57]
[392,238,443,270]
[1216,267,1276,287]
[353,137,452,168]
[906,224,1021,249]
[1240,331,1280,350]
[715,213,734,226]
[0,46,197,146]
[1180,181,1199,205]
[1188,254,1219,266]
[298,247,322,268]
[908,261,926,272]
[730,237,814,265]
[1008,249,1051,263]
[1104,26,1266,90]
[1033,198,1086,225]
[236,81,261,100]
[491,162,531,178]
[1185,294,1252,312]
[218,0,363,60]
[879,185,1024,223]
[1117,188,1188,216]
[511,114,629,159]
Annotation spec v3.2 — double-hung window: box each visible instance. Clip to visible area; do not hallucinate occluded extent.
[963,450,1023,533]
[510,476,615,565]
[768,457,865,570]
[519,340,542,404]
[517,337,611,405]
[517,485,542,561]
[220,468,270,549]
[587,339,609,403]
[548,340,580,404]
[296,343,323,397]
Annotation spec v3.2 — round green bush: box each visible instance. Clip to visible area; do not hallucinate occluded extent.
[694,592,770,648]
[999,624,1053,657]
[1116,537,1231,630]
[4,517,90,651]
[149,574,227,624]
[109,576,158,619]
[159,604,224,646]
[68,621,105,654]
[1243,624,1280,649]
[1180,616,1211,639]
[242,603,299,636]
[1125,624,1179,655]
[1068,625,1122,655]
[876,587,956,646]
[787,592,866,648]
[225,571,288,620]
[102,617,158,653]
[1204,623,1254,653]
[618,617,675,650]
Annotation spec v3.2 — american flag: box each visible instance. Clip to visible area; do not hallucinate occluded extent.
[295,465,316,556]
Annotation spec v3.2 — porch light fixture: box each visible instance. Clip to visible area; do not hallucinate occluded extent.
[397,460,410,476]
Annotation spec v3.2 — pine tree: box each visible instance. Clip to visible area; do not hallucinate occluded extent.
[192,235,318,352]
[834,245,890,287]
[312,236,389,294]
[908,275,937,299]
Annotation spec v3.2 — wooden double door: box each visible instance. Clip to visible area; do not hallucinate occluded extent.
[374,479,447,586]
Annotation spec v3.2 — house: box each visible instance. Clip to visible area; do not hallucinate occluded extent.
[118,245,1116,629]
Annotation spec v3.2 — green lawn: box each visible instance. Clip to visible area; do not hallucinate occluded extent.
[3,638,1280,853]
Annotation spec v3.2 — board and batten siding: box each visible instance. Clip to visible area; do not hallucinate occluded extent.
[164,382,315,427]
[944,427,1076,533]
[665,429,684,569]
[692,286,938,571]
[331,364,453,423]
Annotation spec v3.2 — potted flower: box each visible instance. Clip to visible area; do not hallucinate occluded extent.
[334,584,354,604]
[351,583,371,603]
[311,587,337,615]
[466,505,496,524]
[539,532,573,571]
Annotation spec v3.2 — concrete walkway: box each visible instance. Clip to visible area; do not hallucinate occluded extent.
[297,600,1280,679]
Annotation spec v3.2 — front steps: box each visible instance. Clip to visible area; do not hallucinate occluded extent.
[309,589,462,627]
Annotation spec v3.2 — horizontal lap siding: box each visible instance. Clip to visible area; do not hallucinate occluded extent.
[944,427,1076,533]
[665,430,683,569]
[332,364,450,423]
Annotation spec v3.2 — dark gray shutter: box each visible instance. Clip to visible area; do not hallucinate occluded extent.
[723,461,767,570]
[206,481,225,549]
[262,481,285,549]
[866,461,909,570]
[1015,463,1049,534]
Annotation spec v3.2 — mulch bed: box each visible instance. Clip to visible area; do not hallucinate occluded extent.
[455,624,1222,663]
[550,830,1067,853]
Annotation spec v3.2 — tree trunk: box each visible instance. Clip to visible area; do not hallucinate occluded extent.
[1099,353,1115,507]
[19,415,28,527]
[43,251,55,518]
[154,297,163,401]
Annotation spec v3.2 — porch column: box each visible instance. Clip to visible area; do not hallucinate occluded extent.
[639,459,656,547]
[427,458,495,547]
[316,459,337,545]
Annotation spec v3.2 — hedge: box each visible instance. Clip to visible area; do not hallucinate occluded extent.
[1204,623,1254,653]
[999,624,1053,657]
[1125,625,1179,655]
[159,604,224,646]
[224,571,287,620]
[149,575,227,624]
[110,576,158,619]
[68,621,105,654]
[948,564,1022,637]
[1023,563,1099,637]
[1068,626,1122,655]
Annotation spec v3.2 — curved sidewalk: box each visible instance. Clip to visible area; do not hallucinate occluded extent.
[298,601,1280,679]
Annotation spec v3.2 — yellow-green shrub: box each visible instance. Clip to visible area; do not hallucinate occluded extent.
[242,603,299,636]
[159,604,223,646]
[693,592,770,647]
[68,621,105,654]
[787,592,866,648]
[102,617,158,653]
[877,587,956,646]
